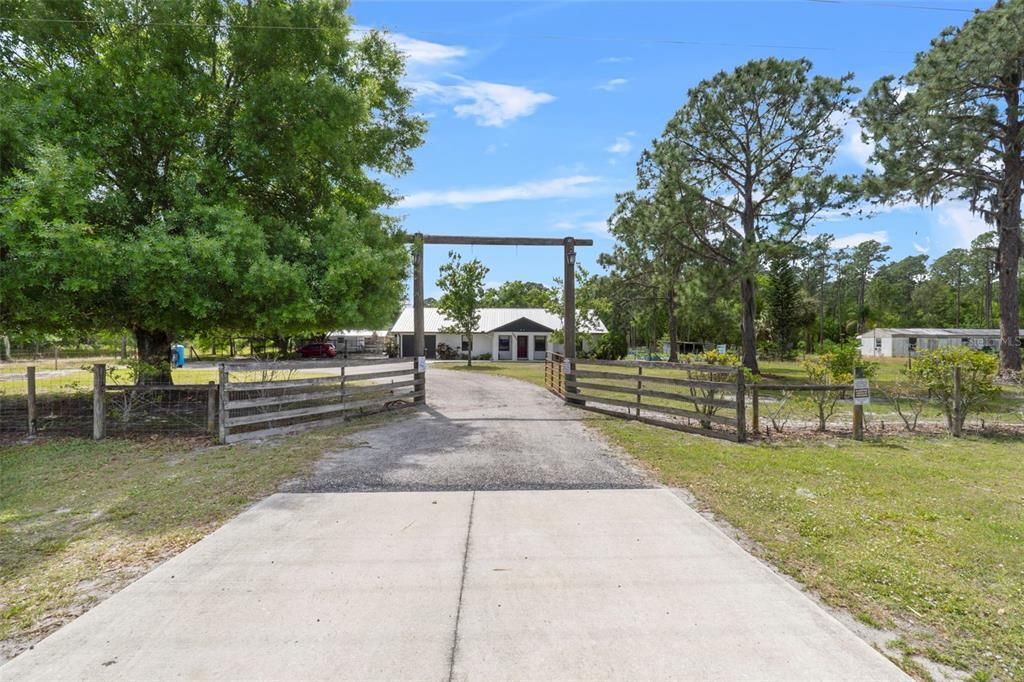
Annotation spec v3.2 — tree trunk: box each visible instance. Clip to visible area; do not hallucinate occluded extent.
[467,334,472,367]
[856,277,866,334]
[984,262,994,328]
[996,220,1021,374]
[133,328,173,384]
[0,335,10,362]
[997,84,1022,375]
[273,336,290,358]
[740,275,759,373]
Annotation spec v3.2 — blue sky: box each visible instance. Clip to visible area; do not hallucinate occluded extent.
[349,0,991,299]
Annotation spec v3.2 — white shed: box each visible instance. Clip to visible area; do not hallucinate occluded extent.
[858,328,1022,358]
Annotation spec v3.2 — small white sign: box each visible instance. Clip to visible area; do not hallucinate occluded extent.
[853,377,870,405]
[563,358,572,375]
[416,356,426,373]
[716,344,727,354]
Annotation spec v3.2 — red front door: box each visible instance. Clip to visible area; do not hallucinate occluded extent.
[516,336,529,360]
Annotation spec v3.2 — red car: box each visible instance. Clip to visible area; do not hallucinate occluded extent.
[298,342,337,358]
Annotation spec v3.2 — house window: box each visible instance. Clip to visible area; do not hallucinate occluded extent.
[534,336,547,353]
[908,338,918,352]
[961,337,970,346]
[461,337,470,351]
[498,336,510,352]
[874,337,882,351]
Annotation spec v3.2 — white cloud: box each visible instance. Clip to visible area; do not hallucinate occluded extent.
[597,56,632,64]
[840,118,875,169]
[937,203,991,247]
[355,27,467,65]
[413,79,555,127]
[595,78,628,92]
[913,241,930,255]
[399,175,601,209]
[605,136,633,154]
[829,230,889,249]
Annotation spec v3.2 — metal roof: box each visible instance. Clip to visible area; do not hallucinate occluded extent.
[327,330,388,337]
[389,307,607,334]
[858,327,1023,338]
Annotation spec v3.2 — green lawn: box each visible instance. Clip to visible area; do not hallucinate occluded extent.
[0,413,402,662]
[447,362,1024,679]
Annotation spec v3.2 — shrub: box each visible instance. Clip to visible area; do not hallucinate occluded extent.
[906,347,998,433]
[588,330,628,360]
[683,349,742,429]
[818,339,879,379]
[884,381,928,432]
[800,356,844,431]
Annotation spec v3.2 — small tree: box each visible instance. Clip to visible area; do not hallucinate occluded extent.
[765,255,802,359]
[686,349,741,429]
[906,347,998,433]
[436,252,488,367]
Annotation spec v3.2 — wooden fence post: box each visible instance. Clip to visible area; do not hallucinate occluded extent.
[340,364,347,422]
[206,381,217,435]
[751,385,759,435]
[217,363,228,444]
[26,366,36,437]
[735,369,746,443]
[952,366,962,437]
[636,366,642,418]
[92,363,106,440]
[852,367,864,441]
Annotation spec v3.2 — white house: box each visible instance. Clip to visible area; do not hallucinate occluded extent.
[859,327,1024,358]
[389,307,606,360]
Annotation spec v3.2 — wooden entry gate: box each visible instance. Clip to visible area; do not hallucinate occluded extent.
[217,358,422,443]
[544,352,747,442]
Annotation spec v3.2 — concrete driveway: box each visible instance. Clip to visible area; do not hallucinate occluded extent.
[2,370,907,681]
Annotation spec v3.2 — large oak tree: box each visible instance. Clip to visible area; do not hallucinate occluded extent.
[0,0,424,380]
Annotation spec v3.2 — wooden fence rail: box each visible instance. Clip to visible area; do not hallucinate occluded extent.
[218,358,421,443]
[546,353,746,442]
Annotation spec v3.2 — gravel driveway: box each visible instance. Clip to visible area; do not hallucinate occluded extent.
[284,367,652,492]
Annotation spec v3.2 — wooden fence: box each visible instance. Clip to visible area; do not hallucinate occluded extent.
[545,353,746,442]
[218,357,422,444]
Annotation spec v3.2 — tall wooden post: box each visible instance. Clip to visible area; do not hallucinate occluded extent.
[92,364,106,440]
[636,366,642,417]
[563,237,579,404]
[751,385,759,435]
[952,366,962,437]
[852,367,864,441]
[218,363,229,444]
[206,381,218,435]
[412,234,425,404]
[26,366,36,437]
[735,369,746,443]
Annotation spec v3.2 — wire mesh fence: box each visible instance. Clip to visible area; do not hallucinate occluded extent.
[0,366,93,438]
[104,384,216,438]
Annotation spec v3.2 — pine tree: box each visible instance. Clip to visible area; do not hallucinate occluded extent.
[766,256,801,359]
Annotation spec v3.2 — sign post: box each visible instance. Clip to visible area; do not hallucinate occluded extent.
[852,368,869,441]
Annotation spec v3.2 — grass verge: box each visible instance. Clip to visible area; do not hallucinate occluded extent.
[449,362,1024,679]
[0,413,401,662]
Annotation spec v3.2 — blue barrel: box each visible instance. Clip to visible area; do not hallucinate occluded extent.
[174,344,186,368]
